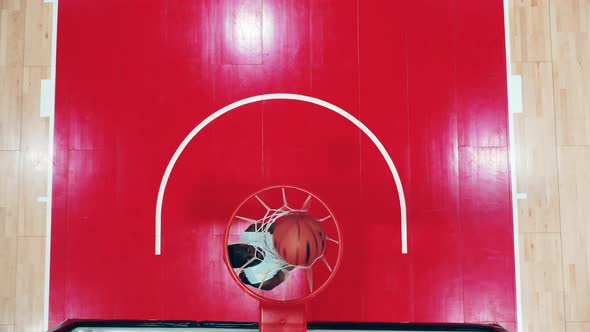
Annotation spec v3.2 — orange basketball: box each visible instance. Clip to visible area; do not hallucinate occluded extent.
[273,213,327,267]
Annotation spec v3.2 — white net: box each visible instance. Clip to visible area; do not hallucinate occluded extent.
[229,187,338,295]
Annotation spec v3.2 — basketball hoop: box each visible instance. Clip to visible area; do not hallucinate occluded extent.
[223,185,343,305]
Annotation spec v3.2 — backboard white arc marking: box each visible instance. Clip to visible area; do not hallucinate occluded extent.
[155,93,408,255]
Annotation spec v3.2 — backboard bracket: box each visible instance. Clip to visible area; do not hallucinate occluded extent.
[260,303,307,332]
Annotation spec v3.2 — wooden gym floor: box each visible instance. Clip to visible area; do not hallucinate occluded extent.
[0,1,588,331]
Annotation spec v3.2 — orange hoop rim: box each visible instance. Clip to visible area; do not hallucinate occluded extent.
[223,185,343,305]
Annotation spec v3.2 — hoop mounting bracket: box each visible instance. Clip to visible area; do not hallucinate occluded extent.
[260,302,307,332]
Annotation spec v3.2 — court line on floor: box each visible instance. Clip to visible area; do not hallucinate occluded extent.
[43,0,59,330]
[503,0,524,331]
[155,94,407,256]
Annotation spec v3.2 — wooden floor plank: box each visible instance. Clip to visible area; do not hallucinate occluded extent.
[550,0,590,145]
[0,67,23,150]
[509,0,551,61]
[566,322,590,332]
[0,0,25,67]
[557,146,590,321]
[23,0,51,67]
[0,151,19,324]
[15,236,44,332]
[513,61,560,233]
[519,233,566,332]
[17,67,49,237]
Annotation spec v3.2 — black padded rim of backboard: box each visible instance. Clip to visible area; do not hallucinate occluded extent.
[48,320,509,332]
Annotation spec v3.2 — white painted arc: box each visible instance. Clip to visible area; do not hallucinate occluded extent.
[155,93,408,255]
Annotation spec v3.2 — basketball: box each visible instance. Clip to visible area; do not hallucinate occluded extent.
[273,213,327,267]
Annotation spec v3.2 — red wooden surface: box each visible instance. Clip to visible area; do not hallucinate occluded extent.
[50,0,515,330]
